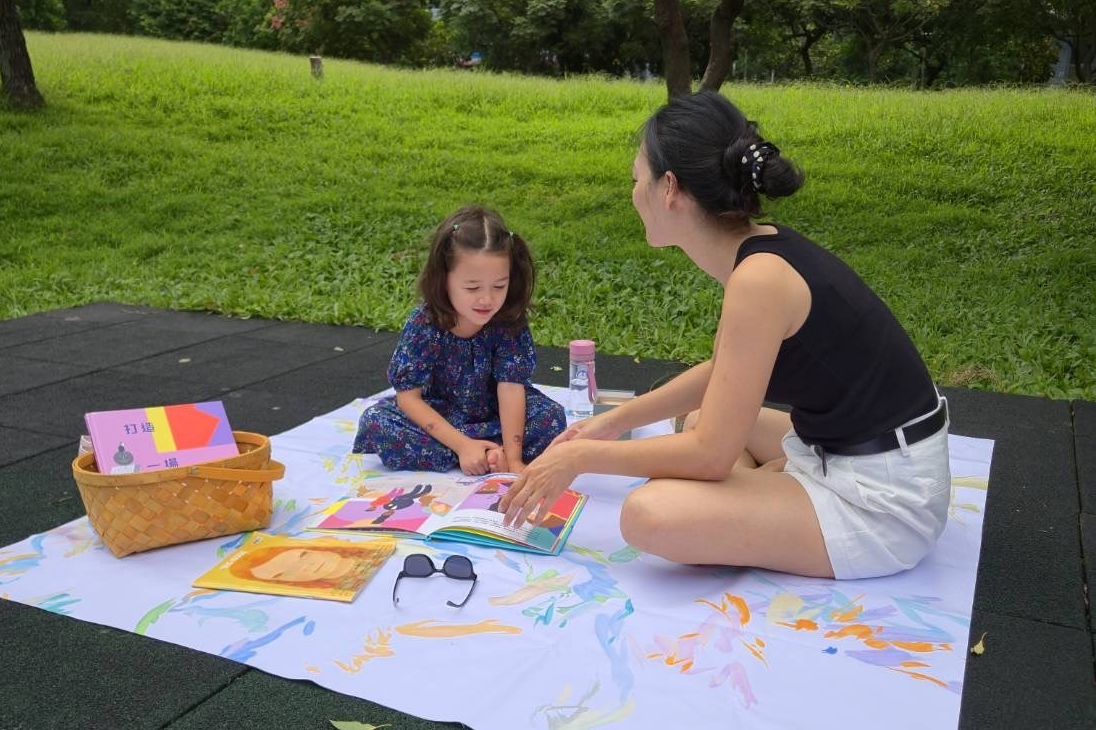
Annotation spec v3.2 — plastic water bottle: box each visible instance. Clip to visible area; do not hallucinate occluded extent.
[567,340,597,418]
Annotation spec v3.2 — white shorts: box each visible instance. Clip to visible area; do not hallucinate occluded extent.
[783,400,952,580]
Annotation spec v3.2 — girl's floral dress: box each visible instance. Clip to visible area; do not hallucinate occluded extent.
[353,304,566,471]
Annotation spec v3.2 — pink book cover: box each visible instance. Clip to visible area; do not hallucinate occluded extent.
[84,401,239,475]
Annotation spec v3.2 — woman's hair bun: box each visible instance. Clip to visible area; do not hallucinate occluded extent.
[722,139,756,191]
[642,90,803,223]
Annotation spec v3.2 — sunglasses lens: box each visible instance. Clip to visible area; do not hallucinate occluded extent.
[404,554,435,577]
[443,555,474,579]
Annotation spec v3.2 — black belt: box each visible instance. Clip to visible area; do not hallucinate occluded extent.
[804,400,948,475]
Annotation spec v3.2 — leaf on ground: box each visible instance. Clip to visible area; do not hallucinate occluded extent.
[334,346,344,352]
[329,721,391,730]
[550,365,562,371]
[178,358,191,363]
[633,356,641,363]
[969,631,987,655]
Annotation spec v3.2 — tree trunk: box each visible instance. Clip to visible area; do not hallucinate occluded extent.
[799,33,823,77]
[866,41,885,83]
[654,0,691,99]
[924,58,946,88]
[699,0,744,92]
[0,0,43,108]
[1074,37,1095,83]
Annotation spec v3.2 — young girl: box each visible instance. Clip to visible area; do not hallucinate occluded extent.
[353,205,566,476]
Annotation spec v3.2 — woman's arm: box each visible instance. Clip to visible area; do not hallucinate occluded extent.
[609,359,714,431]
[547,359,714,446]
[501,253,804,525]
[497,381,527,471]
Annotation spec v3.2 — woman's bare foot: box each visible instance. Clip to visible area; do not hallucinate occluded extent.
[486,447,509,473]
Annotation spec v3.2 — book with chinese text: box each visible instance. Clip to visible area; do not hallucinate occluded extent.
[192,532,395,602]
[310,472,586,556]
[84,401,239,475]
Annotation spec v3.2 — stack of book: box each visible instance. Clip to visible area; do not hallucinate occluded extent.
[82,401,239,475]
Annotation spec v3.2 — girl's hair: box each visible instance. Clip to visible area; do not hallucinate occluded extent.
[419,205,535,332]
[642,90,804,227]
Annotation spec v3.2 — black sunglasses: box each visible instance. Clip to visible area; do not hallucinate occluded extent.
[392,553,477,608]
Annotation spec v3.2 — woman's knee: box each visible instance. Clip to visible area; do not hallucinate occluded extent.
[619,485,671,551]
[681,409,700,431]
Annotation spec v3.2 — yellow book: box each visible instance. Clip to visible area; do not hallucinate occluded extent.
[193,532,395,602]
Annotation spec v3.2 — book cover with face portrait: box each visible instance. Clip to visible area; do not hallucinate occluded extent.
[192,532,395,602]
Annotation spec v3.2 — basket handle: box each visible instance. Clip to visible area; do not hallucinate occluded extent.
[186,460,285,482]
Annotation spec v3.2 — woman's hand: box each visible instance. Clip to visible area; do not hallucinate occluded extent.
[457,439,500,476]
[549,411,625,448]
[499,442,579,527]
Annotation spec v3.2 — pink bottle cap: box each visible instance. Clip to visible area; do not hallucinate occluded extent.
[569,339,596,358]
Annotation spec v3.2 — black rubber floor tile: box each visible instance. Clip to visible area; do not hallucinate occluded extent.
[1074,399,1096,437]
[534,345,688,393]
[163,668,463,730]
[941,386,1072,437]
[0,600,248,730]
[219,386,363,436]
[0,445,86,545]
[243,319,396,352]
[0,312,105,350]
[114,335,343,391]
[0,370,217,436]
[4,319,233,368]
[0,427,71,469]
[969,433,1085,628]
[958,609,1096,730]
[1078,434,1095,515]
[1081,514,1096,633]
[38,301,160,324]
[139,309,278,335]
[252,346,396,405]
[0,354,98,396]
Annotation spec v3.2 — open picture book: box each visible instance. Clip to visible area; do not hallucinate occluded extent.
[309,472,586,556]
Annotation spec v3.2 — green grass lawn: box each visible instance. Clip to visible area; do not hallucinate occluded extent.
[2,33,1093,399]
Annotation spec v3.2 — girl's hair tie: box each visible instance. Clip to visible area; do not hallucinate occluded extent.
[452,223,460,232]
[739,142,781,192]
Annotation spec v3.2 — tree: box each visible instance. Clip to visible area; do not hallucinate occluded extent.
[1031,0,1095,82]
[15,0,65,30]
[654,0,745,98]
[835,0,950,82]
[0,0,44,108]
[763,0,840,76]
[265,0,434,64]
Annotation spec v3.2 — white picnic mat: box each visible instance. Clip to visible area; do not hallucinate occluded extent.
[0,386,993,729]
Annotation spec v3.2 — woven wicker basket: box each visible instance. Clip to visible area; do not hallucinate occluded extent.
[72,431,284,557]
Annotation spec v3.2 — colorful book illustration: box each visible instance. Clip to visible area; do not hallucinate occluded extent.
[192,532,396,602]
[310,472,586,556]
[84,401,239,475]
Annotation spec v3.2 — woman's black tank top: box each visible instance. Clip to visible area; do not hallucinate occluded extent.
[733,226,937,449]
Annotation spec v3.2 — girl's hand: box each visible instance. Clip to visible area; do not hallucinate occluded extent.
[549,411,624,448]
[499,443,578,527]
[457,439,500,476]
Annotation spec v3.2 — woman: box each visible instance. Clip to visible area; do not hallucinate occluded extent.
[500,91,951,580]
